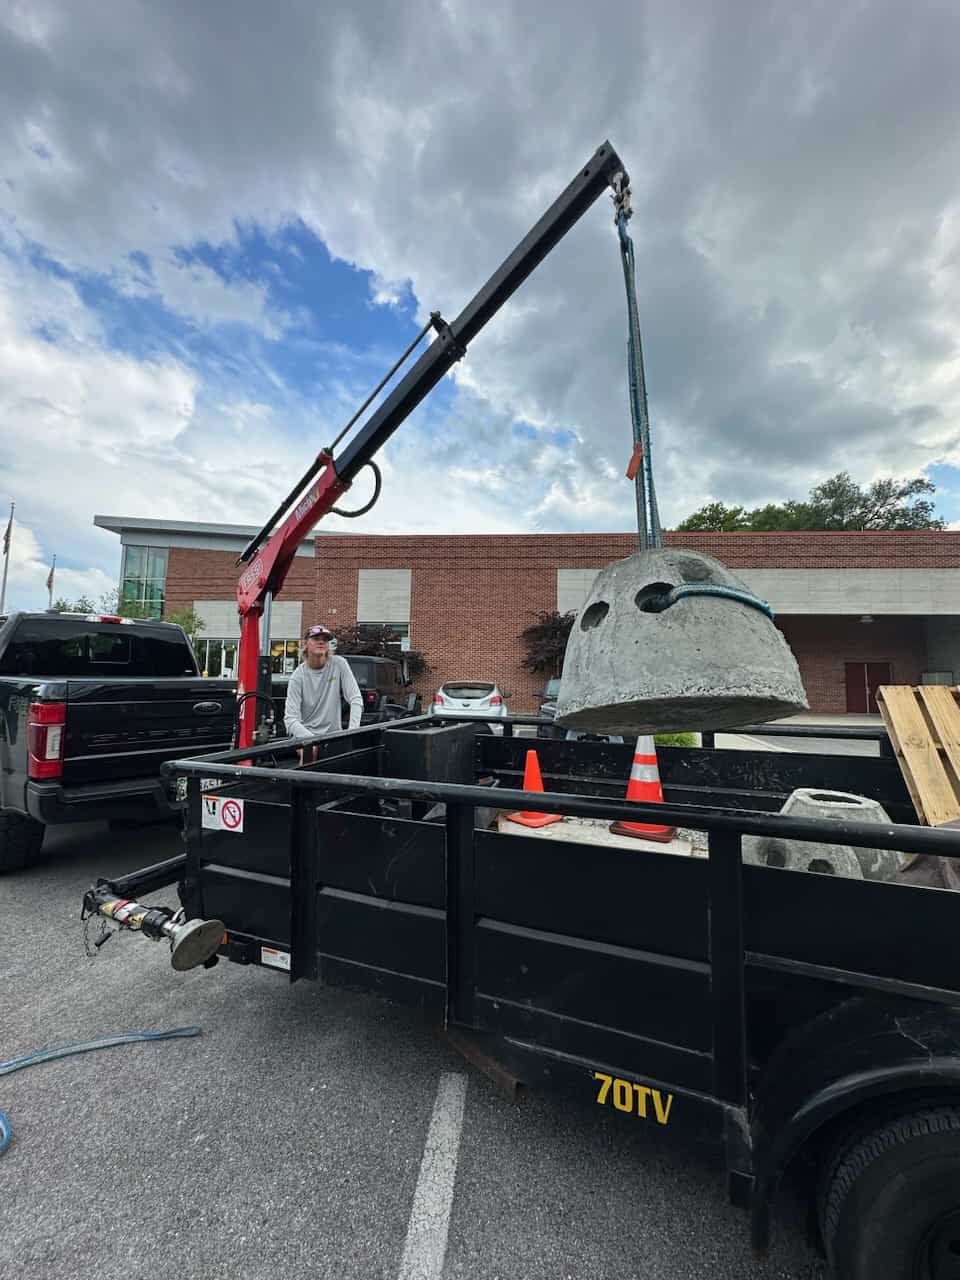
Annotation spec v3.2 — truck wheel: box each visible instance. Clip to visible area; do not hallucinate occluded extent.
[0,811,46,872]
[821,1107,960,1280]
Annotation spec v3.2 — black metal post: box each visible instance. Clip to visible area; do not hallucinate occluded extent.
[100,853,187,899]
[181,777,204,920]
[701,730,716,750]
[289,787,317,982]
[445,802,477,1029]
[708,831,748,1108]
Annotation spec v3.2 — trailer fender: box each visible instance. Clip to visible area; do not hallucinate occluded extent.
[748,997,960,1250]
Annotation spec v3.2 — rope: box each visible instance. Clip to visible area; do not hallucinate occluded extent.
[612,184,773,621]
[0,1026,201,1156]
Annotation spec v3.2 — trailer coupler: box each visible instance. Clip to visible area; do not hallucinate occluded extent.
[82,883,225,972]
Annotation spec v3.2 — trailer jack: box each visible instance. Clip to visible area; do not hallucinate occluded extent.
[82,883,224,972]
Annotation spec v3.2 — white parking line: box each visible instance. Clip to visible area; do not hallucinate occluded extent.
[397,1072,468,1280]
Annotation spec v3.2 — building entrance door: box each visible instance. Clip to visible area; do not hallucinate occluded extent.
[845,661,891,714]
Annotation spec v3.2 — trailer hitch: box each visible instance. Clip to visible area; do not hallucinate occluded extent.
[82,883,225,972]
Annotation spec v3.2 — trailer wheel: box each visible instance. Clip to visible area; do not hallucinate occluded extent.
[821,1107,960,1280]
[0,811,45,872]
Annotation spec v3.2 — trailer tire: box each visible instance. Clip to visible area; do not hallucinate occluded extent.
[0,811,45,872]
[821,1107,960,1280]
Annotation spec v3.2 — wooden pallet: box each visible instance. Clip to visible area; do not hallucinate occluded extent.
[876,685,960,827]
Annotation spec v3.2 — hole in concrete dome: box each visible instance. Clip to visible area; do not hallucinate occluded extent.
[580,601,610,630]
[634,582,673,613]
[808,859,836,875]
[765,845,787,868]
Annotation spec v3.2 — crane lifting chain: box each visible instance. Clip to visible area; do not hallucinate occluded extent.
[610,176,773,620]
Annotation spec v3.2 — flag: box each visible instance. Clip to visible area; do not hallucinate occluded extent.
[2,510,10,558]
[46,559,55,593]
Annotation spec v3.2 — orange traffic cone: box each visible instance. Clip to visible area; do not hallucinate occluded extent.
[610,735,676,843]
[508,749,563,828]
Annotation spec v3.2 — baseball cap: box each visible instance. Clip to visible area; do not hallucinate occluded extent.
[304,624,334,640]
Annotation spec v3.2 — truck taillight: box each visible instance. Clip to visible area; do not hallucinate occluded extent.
[28,702,67,779]
[490,695,502,705]
[365,690,377,706]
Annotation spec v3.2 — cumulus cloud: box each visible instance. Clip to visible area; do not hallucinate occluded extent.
[1,0,959,604]
[0,518,114,609]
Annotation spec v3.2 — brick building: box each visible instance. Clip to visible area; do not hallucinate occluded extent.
[94,516,960,716]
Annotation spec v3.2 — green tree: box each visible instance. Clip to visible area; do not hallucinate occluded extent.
[676,502,749,532]
[100,589,153,619]
[51,595,97,614]
[745,500,815,531]
[676,472,944,532]
[165,606,206,650]
[813,473,943,530]
[519,610,575,675]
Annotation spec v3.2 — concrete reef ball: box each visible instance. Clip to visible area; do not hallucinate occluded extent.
[555,548,808,737]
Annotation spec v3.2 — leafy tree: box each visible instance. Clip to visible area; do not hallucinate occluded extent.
[97,588,154,619]
[519,610,575,676]
[165,605,206,649]
[676,471,944,532]
[814,473,943,530]
[51,595,97,614]
[676,502,749,532]
[332,623,431,679]
[744,500,815,531]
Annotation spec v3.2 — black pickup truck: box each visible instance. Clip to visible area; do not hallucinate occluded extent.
[0,611,237,870]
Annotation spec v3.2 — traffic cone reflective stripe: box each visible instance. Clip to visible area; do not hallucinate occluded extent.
[610,735,676,843]
[508,749,563,828]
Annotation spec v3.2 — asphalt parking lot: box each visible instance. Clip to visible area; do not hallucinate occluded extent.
[1,819,823,1280]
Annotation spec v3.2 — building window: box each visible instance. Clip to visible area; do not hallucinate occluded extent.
[557,568,600,615]
[121,545,168,616]
[357,570,411,626]
[197,637,303,677]
[270,639,303,674]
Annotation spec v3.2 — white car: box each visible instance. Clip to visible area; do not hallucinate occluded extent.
[431,680,510,723]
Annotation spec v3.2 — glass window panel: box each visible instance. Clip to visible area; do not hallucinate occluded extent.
[147,548,168,580]
[207,643,223,678]
[123,546,146,578]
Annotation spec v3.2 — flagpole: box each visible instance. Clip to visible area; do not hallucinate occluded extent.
[47,553,56,610]
[0,501,13,615]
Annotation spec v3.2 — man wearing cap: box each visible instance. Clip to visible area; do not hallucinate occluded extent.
[284,625,363,743]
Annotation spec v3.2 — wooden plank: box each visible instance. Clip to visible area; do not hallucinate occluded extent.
[876,687,932,823]
[877,686,960,827]
[916,686,960,794]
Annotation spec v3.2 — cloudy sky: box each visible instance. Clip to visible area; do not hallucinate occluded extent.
[1,0,959,610]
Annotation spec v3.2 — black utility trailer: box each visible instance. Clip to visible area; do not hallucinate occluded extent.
[90,719,960,1280]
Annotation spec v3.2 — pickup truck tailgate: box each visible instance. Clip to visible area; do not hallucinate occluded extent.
[62,680,237,785]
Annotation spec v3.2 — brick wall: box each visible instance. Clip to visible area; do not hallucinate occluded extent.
[314,535,629,709]
[777,616,927,714]
[164,547,316,622]
[164,531,955,713]
[672,530,960,569]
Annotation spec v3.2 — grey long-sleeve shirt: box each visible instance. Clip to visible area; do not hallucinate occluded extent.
[284,655,363,739]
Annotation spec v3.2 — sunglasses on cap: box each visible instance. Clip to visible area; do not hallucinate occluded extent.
[304,626,333,640]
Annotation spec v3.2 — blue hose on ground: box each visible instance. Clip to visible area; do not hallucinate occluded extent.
[0,1026,202,1155]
